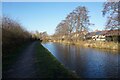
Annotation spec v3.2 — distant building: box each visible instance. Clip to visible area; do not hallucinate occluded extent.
[104,30,120,42]
[85,32,96,40]
[85,29,120,42]
[92,31,107,41]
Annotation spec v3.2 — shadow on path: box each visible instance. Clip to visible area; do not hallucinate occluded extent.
[3,41,39,78]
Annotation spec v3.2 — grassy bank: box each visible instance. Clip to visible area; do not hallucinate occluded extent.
[52,40,119,51]
[35,42,78,78]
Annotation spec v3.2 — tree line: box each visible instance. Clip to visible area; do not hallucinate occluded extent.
[52,1,120,42]
[102,1,120,29]
[2,16,33,56]
[54,6,93,41]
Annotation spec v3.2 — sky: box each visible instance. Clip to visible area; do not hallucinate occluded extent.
[2,2,107,35]
[2,0,107,2]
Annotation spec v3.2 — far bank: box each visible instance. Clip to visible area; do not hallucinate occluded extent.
[49,40,120,51]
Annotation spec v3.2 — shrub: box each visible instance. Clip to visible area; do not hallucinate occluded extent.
[2,16,31,55]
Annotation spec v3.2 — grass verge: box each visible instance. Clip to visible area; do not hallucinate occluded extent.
[35,42,78,78]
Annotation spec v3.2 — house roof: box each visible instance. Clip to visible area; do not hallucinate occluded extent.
[105,30,120,36]
[95,31,101,35]
[86,29,120,37]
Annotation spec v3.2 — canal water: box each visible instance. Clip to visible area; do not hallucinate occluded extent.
[42,42,120,78]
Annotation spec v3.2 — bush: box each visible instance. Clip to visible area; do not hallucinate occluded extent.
[2,16,31,56]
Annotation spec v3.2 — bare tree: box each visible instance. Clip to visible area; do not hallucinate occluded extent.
[73,6,91,41]
[55,20,69,41]
[54,6,92,41]
[75,6,90,32]
[102,1,120,29]
[2,16,31,54]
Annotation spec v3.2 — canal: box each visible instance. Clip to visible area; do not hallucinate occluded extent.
[42,42,119,78]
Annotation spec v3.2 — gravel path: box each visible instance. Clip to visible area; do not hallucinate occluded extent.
[3,41,38,78]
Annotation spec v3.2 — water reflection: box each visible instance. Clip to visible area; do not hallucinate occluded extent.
[42,42,119,78]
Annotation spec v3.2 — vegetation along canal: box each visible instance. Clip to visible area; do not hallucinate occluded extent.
[42,42,120,78]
